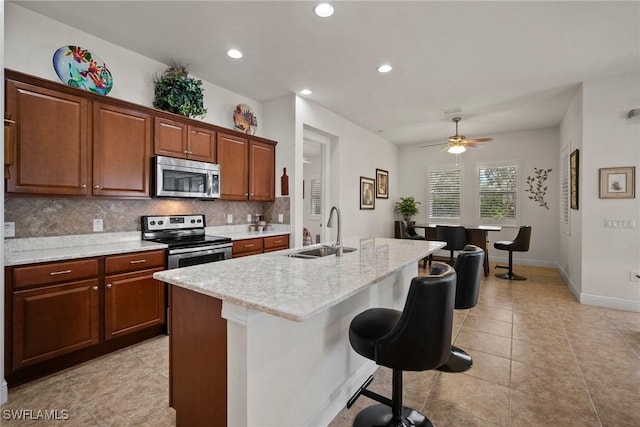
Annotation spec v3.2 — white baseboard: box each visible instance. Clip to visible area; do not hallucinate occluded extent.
[306,360,377,427]
[558,265,581,301]
[580,293,640,313]
[1,379,7,405]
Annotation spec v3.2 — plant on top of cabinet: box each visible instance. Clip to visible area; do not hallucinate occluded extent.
[153,64,207,119]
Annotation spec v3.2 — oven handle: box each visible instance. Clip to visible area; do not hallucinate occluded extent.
[168,243,232,255]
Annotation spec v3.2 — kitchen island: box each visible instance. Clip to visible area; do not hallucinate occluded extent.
[154,237,445,427]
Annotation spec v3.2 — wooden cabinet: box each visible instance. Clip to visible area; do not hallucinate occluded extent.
[217,132,276,201]
[264,235,290,252]
[104,251,165,340]
[5,79,90,195]
[232,234,290,257]
[93,102,151,197]
[5,71,151,199]
[154,117,216,163]
[10,258,101,370]
[232,238,264,258]
[5,249,167,385]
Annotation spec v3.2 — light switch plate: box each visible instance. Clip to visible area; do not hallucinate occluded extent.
[93,219,103,232]
[226,214,233,224]
[4,222,15,237]
[278,214,284,223]
[247,214,252,223]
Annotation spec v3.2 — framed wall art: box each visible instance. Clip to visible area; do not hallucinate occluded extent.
[570,149,579,209]
[376,168,389,199]
[599,166,635,199]
[360,176,375,210]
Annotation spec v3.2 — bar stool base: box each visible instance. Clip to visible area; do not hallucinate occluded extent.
[353,404,434,427]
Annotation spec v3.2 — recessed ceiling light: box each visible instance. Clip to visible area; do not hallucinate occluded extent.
[315,3,334,18]
[377,64,393,73]
[227,49,243,59]
[300,89,312,95]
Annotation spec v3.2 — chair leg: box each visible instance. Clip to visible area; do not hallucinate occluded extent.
[495,250,527,280]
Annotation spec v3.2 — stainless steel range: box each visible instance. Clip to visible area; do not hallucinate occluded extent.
[141,214,232,269]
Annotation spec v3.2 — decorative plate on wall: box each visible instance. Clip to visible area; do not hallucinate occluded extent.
[52,45,113,95]
[233,104,257,135]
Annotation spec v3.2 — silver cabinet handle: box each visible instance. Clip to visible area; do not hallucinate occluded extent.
[183,150,189,154]
[94,185,100,189]
[92,286,98,291]
[49,269,71,276]
[273,240,282,244]
[129,259,146,264]
[106,283,112,288]
[80,184,87,189]
[244,244,254,248]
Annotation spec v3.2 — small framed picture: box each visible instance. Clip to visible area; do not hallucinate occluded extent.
[360,176,375,210]
[599,166,635,199]
[570,149,579,209]
[376,169,389,199]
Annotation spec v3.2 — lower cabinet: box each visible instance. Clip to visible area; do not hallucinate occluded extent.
[232,234,290,258]
[5,249,166,386]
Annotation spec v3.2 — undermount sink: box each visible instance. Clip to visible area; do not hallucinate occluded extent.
[287,245,357,259]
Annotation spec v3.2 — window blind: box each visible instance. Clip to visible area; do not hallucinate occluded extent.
[427,168,462,219]
[478,164,518,220]
[310,179,321,215]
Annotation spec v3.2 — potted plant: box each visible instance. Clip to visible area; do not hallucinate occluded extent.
[153,64,207,118]
[395,196,421,220]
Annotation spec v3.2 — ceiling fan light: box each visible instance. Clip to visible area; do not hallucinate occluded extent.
[447,145,466,154]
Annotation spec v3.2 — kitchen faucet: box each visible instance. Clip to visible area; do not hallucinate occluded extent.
[327,206,343,256]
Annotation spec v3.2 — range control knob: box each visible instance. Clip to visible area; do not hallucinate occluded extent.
[191,219,196,224]
[158,220,164,225]
[197,219,202,223]
[150,221,156,226]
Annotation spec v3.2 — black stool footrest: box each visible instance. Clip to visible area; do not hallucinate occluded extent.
[353,404,434,427]
[347,375,375,409]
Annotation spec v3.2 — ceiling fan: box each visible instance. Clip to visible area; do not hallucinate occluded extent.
[422,117,493,154]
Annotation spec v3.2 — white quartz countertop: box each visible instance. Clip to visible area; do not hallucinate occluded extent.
[154,237,446,322]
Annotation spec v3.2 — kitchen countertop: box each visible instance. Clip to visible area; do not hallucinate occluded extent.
[154,237,446,322]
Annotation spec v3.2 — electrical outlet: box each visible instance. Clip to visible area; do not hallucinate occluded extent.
[226,214,233,224]
[278,213,284,223]
[4,222,15,237]
[93,219,103,232]
[247,214,252,223]
[631,271,640,282]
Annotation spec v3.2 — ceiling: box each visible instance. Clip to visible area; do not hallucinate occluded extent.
[12,1,640,146]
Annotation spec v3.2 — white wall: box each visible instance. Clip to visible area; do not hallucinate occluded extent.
[580,72,640,311]
[398,127,561,266]
[294,98,399,243]
[559,86,584,296]
[5,3,263,135]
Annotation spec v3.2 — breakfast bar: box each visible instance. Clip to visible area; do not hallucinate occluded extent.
[154,237,445,427]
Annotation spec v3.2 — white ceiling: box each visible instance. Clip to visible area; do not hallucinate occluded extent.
[12,1,640,146]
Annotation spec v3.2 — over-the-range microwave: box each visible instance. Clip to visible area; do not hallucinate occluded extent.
[154,155,220,199]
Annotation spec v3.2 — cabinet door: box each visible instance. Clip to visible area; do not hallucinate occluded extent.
[232,238,264,257]
[93,102,151,197]
[5,80,89,195]
[263,235,289,252]
[249,140,276,201]
[187,125,216,163]
[217,133,249,200]
[105,268,165,340]
[12,279,99,370]
[154,117,187,158]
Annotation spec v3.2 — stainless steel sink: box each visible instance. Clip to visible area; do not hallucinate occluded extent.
[287,245,357,259]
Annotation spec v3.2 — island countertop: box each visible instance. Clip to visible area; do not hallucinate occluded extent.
[154,237,445,321]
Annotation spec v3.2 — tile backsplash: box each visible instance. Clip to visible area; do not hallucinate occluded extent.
[5,196,290,238]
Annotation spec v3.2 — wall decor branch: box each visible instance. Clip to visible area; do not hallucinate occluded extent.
[525,167,552,209]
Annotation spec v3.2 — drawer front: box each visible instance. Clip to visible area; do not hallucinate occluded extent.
[105,250,165,274]
[232,238,264,258]
[263,235,289,252]
[13,258,99,289]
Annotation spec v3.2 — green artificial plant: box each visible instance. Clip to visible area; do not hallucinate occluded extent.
[395,196,421,220]
[153,64,207,118]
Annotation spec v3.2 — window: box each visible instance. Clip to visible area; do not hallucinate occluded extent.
[427,166,462,219]
[310,179,321,215]
[478,162,518,221]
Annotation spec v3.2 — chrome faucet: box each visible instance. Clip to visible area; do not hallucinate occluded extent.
[327,206,343,256]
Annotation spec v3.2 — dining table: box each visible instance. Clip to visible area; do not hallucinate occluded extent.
[413,223,502,276]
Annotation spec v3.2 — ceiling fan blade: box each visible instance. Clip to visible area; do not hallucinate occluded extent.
[421,142,447,148]
[440,145,451,152]
[466,137,493,143]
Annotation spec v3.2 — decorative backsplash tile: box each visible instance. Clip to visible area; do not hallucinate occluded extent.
[5,196,290,238]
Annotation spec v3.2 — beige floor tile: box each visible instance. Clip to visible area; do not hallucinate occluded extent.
[422,397,502,427]
[459,349,511,387]
[512,322,569,347]
[469,306,513,323]
[510,388,600,427]
[511,338,581,377]
[455,328,512,359]
[463,314,513,338]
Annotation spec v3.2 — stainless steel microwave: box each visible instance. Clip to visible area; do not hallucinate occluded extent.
[154,156,220,199]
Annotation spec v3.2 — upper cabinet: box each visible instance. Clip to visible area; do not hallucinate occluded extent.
[93,102,151,197]
[153,116,216,163]
[6,80,90,195]
[218,133,276,201]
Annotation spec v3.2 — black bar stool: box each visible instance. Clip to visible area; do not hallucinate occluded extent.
[346,263,456,426]
[494,226,532,280]
[435,225,467,266]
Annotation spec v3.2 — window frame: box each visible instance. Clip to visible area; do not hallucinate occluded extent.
[427,164,463,221]
[476,160,520,225]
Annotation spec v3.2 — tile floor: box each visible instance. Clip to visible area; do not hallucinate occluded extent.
[2,265,639,426]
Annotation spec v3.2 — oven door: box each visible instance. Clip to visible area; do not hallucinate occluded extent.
[167,244,232,269]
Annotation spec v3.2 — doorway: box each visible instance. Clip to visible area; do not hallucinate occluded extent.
[303,127,330,244]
